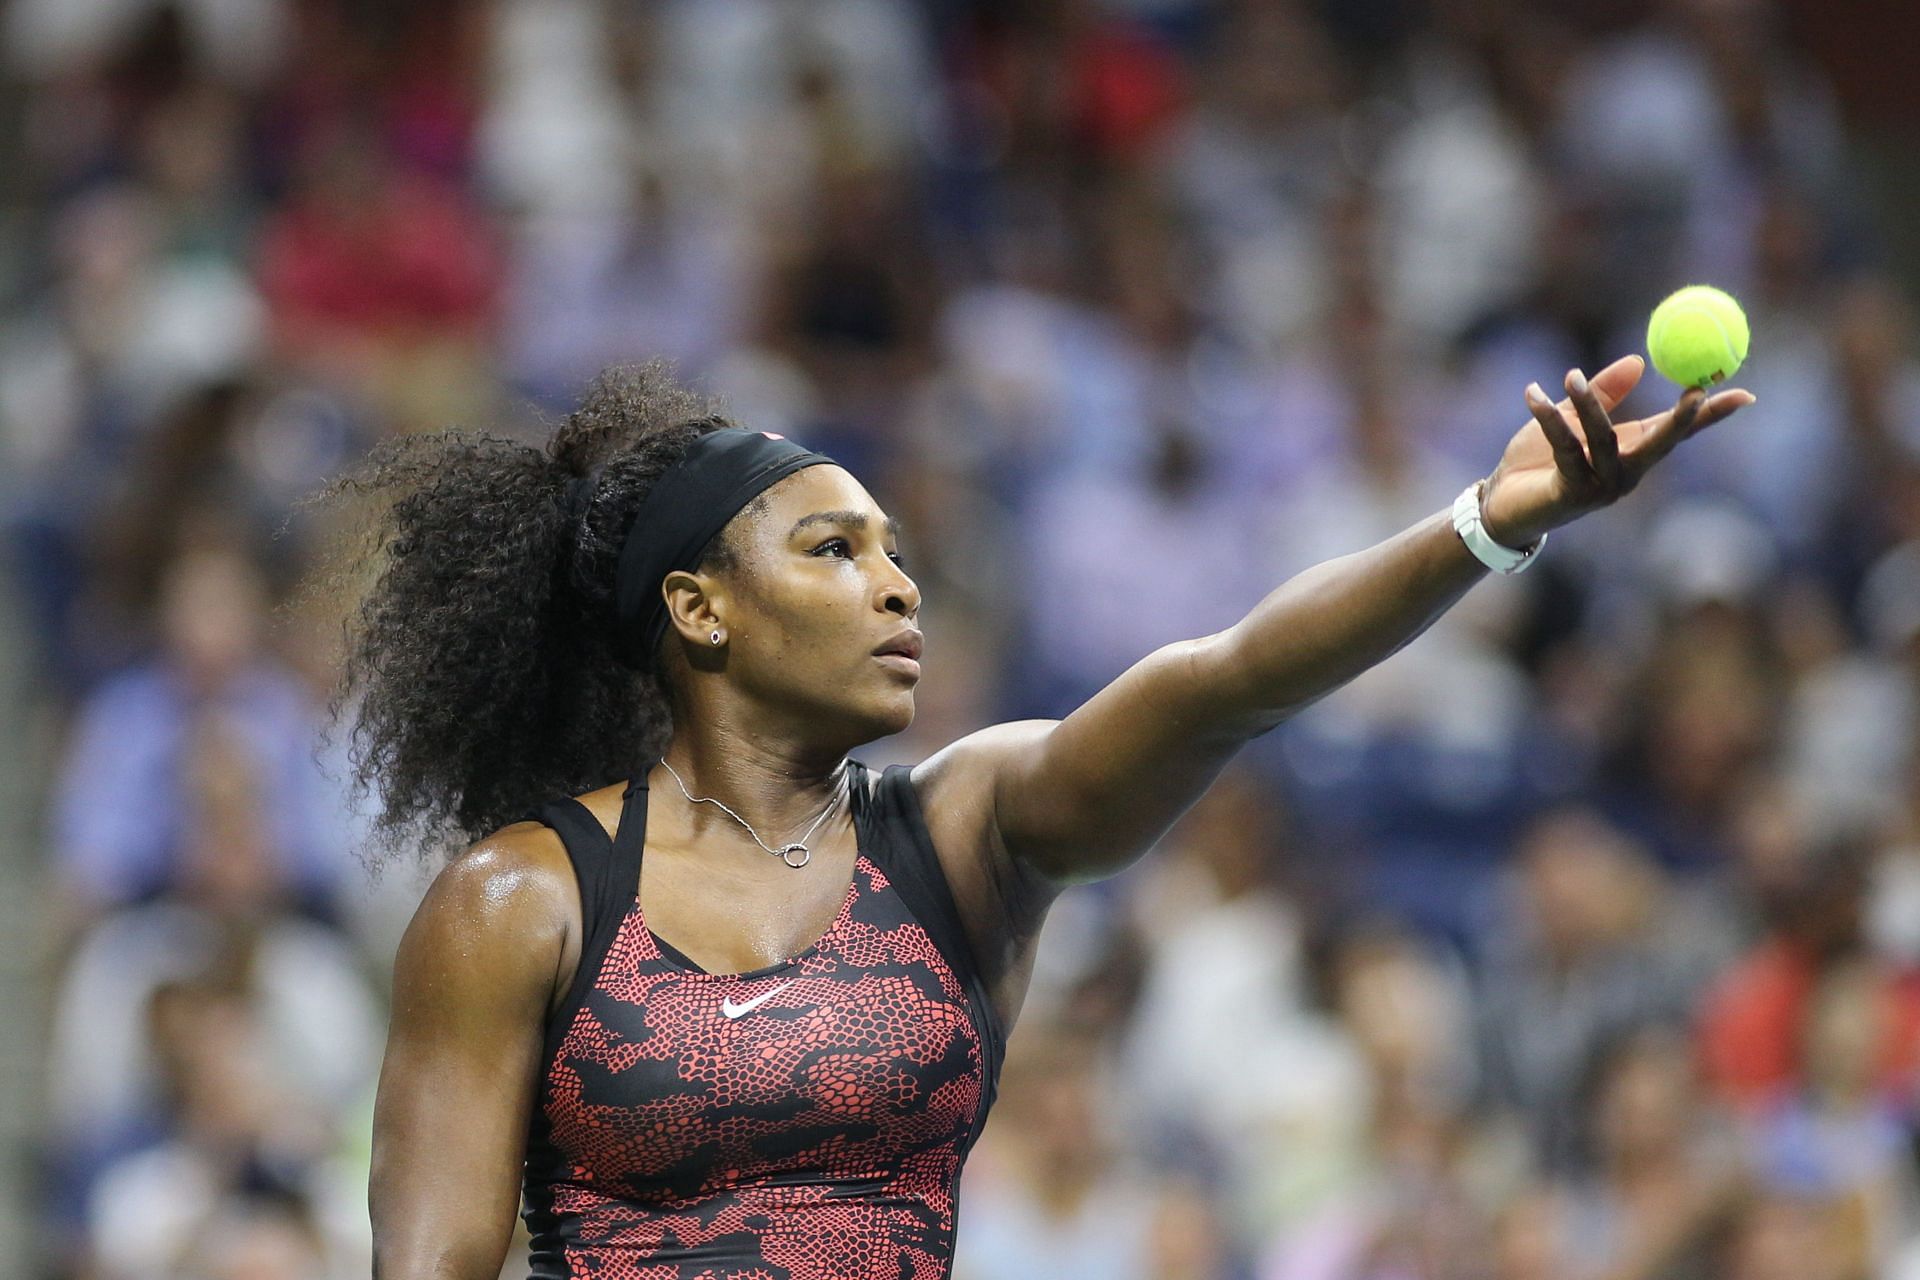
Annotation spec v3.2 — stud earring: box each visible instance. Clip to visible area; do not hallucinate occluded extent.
[710,630,722,645]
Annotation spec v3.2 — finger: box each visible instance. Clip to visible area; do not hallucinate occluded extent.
[1587,354,1645,413]
[1566,368,1623,490]
[1686,388,1756,436]
[1619,388,1753,453]
[1623,389,1706,479]
[1526,381,1597,487]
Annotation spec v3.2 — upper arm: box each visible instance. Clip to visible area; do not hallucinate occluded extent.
[370,827,571,1280]
[953,631,1265,885]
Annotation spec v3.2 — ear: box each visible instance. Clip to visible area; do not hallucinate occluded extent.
[660,569,724,645]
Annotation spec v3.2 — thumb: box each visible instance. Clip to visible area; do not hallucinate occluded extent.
[1588,354,1645,412]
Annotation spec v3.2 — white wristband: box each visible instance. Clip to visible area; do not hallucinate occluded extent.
[1451,479,1545,575]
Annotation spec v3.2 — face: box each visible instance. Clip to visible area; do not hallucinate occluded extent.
[1598,1036,1695,1167]
[1803,963,1882,1100]
[667,465,922,743]
[160,546,268,685]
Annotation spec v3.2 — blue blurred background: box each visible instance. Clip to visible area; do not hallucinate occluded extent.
[2,0,1919,1276]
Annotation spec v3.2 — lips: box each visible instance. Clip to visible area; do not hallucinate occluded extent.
[873,630,924,661]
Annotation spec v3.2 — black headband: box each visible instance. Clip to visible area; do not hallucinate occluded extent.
[614,428,836,668]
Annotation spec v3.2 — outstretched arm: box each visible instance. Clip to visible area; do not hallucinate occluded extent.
[936,356,1753,885]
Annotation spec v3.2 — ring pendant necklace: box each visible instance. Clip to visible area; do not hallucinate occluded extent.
[658,759,847,869]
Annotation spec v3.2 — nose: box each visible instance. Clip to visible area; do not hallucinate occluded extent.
[879,564,920,619]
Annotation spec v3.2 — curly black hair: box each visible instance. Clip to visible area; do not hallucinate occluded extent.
[308,362,765,869]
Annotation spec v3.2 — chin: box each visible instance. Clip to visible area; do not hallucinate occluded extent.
[800,686,916,751]
[871,693,916,739]
[853,687,916,741]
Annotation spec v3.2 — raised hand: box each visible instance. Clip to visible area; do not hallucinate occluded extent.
[1478,354,1755,550]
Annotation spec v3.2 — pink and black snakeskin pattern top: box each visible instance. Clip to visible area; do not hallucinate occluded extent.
[518,757,1006,1279]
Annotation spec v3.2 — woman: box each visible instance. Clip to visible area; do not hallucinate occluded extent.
[351,358,1748,1278]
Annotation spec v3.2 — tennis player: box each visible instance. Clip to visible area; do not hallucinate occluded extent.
[354,358,1750,1278]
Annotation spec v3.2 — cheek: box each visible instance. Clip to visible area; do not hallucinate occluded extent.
[802,598,870,664]
[750,577,863,656]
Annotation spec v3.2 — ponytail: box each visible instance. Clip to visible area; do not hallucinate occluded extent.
[310,362,732,866]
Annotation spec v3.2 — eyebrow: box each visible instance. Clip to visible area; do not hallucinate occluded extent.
[789,510,903,540]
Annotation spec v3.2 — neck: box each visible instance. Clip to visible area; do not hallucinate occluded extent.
[656,730,849,844]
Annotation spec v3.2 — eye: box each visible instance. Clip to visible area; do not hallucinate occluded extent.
[809,537,906,568]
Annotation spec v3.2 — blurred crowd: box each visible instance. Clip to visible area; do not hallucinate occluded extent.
[3,0,1918,1277]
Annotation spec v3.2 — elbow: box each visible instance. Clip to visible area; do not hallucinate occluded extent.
[370,1194,510,1280]
[1191,628,1296,739]
[371,1244,501,1280]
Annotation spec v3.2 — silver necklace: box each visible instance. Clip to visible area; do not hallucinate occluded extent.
[657,759,846,869]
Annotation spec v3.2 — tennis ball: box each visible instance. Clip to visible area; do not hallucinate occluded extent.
[1646,284,1750,389]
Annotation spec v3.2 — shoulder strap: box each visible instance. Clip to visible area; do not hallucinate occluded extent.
[522,774,649,1051]
[526,797,618,932]
[858,760,1008,1116]
[609,768,649,913]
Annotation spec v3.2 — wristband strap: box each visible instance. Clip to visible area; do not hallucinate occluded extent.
[1451,479,1545,575]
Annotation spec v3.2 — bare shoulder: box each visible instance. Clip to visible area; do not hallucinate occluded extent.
[423,821,575,934]
[907,719,1058,837]
[396,820,580,1012]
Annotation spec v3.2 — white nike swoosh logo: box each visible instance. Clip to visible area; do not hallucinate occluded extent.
[721,981,795,1019]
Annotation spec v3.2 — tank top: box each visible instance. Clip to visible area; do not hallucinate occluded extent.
[518,757,1007,1279]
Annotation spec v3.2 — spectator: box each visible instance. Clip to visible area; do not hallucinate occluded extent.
[1744,959,1920,1273]
[1477,807,1721,1173]
[955,1029,1182,1280]
[82,979,349,1280]
[44,709,383,1228]
[1699,832,1920,1110]
[48,538,349,926]
[1558,1028,1743,1280]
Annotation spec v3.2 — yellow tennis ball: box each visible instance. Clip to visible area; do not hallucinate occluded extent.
[1646,284,1750,389]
